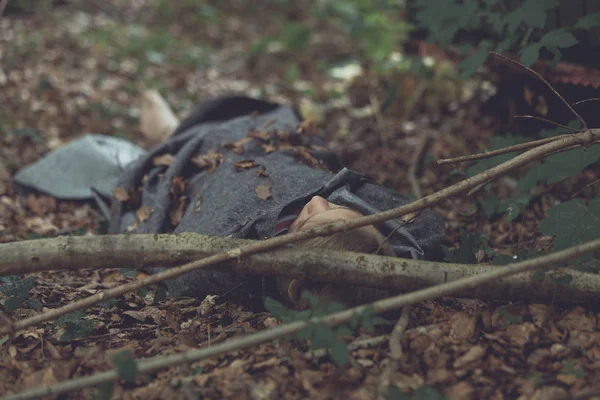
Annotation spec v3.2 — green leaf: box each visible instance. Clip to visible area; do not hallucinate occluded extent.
[516,146,600,193]
[311,325,337,349]
[0,276,37,311]
[503,195,532,222]
[553,273,573,286]
[481,195,501,218]
[329,339,350,366]
[94,382,114,400]
[443,230,488,264]
[457,48,489,79]
[113,351,138,384]
[498,305,523,326]
[56,310,95,341]
[388,385,411,400]
[538,197,600,270]
[280,23,311,51]
[541,29,579,49]
[520,43,542,67]
[412,386,446,400]
[575,12,600,29]
[264,297,287,320]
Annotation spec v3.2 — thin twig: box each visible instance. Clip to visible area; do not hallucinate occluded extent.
[408,133,431,199]
[513,115,581,132]
[491,52,588,130]
[573,98,600,106]
[376,305,411,400]
[5,238,600,400]
[571,178,600,199]
[437,134,569,165]
[1,128,598,337]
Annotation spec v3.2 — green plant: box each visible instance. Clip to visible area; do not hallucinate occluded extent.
[412,0,600,77]
[264,291,387,366]
[55,310,95,341]
[0,276,41,311]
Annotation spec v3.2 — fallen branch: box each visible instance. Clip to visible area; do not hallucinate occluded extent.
[437,134,568,165]
[2,233,600,311]
[1,129,598,337]
[5,238,600,400]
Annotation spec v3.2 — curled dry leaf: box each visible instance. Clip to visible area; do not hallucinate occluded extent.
[113,187,130,202]
[261,143,278,153]
[136,205,152,222]
[152,154,174,167]
[191,151,223,173]
[233,160,258,170]
[248,130,272,141]
[223,137,251,154]
[256,166,270,177]
[256,179,272,201]
[199,294,218,316]
[169,196,187,226]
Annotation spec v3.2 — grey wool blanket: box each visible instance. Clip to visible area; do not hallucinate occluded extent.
[108,96,445,305]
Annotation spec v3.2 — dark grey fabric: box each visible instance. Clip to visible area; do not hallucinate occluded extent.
[108,96,445,304]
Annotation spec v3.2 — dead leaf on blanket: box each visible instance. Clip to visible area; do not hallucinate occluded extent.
[113,187,130,202]
[136,205,152,221]
[256,180,272,201]
[256,167,270,177]
[191,151,223,173]
[261,142,278,154]
[234,160,257,170]
[152,154,174,167]
[169,196,187,226]
[248,130,272,141]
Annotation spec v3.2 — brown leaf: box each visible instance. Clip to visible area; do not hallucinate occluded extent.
[233,160,257,170]
[449,312,477,340]
[445,381,475,400]
[223,137,251,154]
[136,206,152,222]
[113,187,130,202]
[152,154,174,167]
[256,167,270,177]
[453,345,486,369]
[27,195,56,215]
[248,130,272,141]
[556,306,596,332]
[170,176,187,198]
[169,196,187,226]
[256,180,272,201]
[191,151,223,173]
[261,142,278,153]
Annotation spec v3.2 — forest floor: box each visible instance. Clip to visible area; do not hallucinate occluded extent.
[1,1,600,399]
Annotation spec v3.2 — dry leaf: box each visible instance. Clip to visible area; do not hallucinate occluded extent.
[223,137,251,154]
[261,143,278,153]
[136,205,152,221]
[169,196,187,226]
[152,154,174,167]
[233,160,257,170]
[256,167,270,177]
[170,176,187,198]
[248,130,272,141]
[199,294,218,316]
[191,151,223,173]
[256,180,272,201]
[113,187,130,202]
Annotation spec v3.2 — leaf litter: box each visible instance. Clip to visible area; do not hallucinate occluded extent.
[1,1,600,399]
